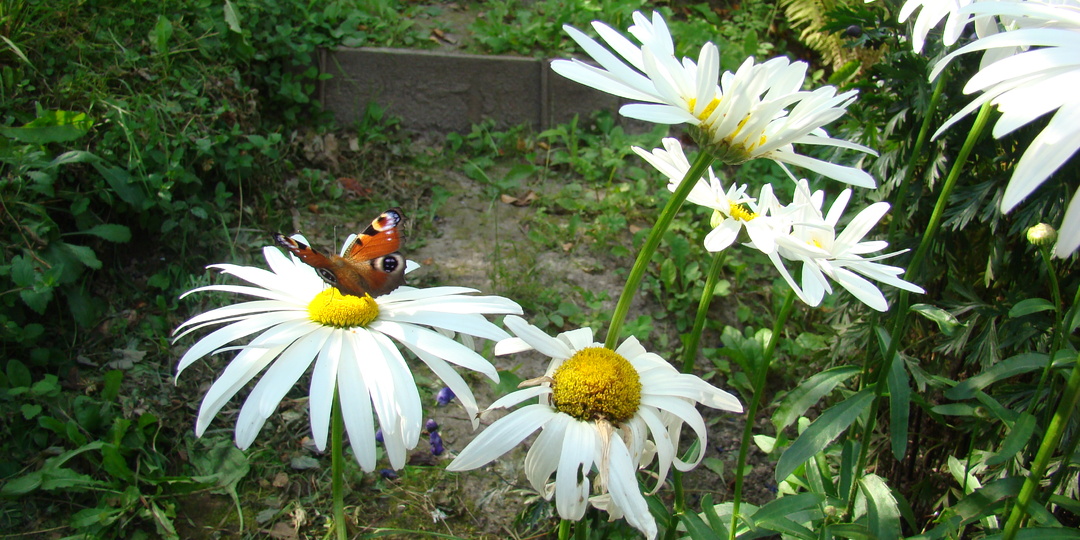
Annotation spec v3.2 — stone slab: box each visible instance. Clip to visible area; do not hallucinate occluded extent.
[319,47,634,133]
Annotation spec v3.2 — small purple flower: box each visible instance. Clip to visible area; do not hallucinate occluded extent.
[436,387,456,406]
[429,431,444,456]
[425,418,440,433]
[379,468,398,480]
[375,429,383,443]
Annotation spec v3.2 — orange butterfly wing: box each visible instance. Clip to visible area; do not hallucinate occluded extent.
[273,208,406,298]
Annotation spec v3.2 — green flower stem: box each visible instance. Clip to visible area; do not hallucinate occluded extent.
[331,387,347,540]
[1047,285,1080,496]
[847,101,994,517]
[1028,244,1065,421]
[1002,354,1080,539]
[887,69,949,244]
[558,518,571,540]
[729,289,797,540]
[604,150,716,349]
[665,251,726,539]
[682,251,727,373]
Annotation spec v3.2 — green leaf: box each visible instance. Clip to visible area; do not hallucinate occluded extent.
[61,243,101,270]
[945,352,1051,400]
[102,370,123,402]
[776,388,875,483]
[92,162,145,206]
[910,304,963,336]
[987,412,1037,466]
[859,474,901,540]
[101,444,134,481]
[681,508,723,540]
[7,359,32,388]
[21,403,42,420]
[772,365,859,432]
[152,15,173,53]
[984,528,1080,540]
[0,471,42,496]
[879,326,911,460]
[932,403,978,416]
[748,492,823,539]
[0,110,94,144]
[66,224,132,243]
[223,0,243,33]
[1009,298,1056,317]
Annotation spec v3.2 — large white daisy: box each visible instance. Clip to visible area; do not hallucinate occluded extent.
[446,316,742,540]
[928,0,1080,257]
[550,10,877,188]
[173,236,522,471]
[768,180,925,311]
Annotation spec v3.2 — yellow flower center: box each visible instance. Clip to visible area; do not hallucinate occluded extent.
[550,347,641,424]
[729,202,757,222]
[689,96,722,122]
[307,288,379,328]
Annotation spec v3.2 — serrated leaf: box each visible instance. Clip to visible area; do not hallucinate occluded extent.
[1009,298,1055,318]
[860,474,901,540]
[224,0,242,33]
[772,365,859,432]
[776,388,875,483]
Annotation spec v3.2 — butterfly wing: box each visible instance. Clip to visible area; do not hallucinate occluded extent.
[272,208,407,298]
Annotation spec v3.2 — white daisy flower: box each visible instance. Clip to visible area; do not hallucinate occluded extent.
[173,237,522,471]
[769,180,926,311]
[927,0,1080,257]
[898,0,978,53]
[446,316,742,540]
[633,137,783,253]
[550,11,877,188]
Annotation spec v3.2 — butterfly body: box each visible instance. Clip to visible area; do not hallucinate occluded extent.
[273,208,406,297]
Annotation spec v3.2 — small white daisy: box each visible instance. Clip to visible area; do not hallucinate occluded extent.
[633,137,783,253]
[550,11,877,188]
[446,316,742,540]
[768,180,925,311]
[173,237,522,471]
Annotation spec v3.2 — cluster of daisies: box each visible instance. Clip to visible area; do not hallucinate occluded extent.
[174,2,1080,538]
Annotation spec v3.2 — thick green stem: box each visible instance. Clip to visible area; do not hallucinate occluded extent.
[729,290,797,540]
[887,70,949,244]
[604,151,716,349]
[332,387,347,540]
[847,101,994,516]
[1002,353,1080,539]
[558,518,571,540]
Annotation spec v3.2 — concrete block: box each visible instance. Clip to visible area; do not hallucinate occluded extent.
[319,48,651,134]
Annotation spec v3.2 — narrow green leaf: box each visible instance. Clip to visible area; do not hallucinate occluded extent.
[92,162,146,206]
[0,471,42,496]
[152,15,173,53]
[910,303,963,336]
[1008,298,1056,317]
[987,412,1037,466]
[65,224,132,243]
[775,388,875,483]
[747,492,823,539]
[859,474,901,540]
[983,528,1080,540]
[681,509,722,540]
[0,110,93,144]
[771,365,860,432]
[945,352,1050,400]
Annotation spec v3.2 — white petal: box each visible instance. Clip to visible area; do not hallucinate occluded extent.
[309,331,343,451]
[176,311,308,377]
[640,395,709,470]
[555,419,596,521]
[372,320,498,381]
[833,267,889,312]
[195,343,286,440]
[503,316,575,359]
[1002,103,1080,213]
[605,433,657,540]
[524,413,571,496]
[337,334,377,472]
[1056,188,1080,258]
[446,403,555,471]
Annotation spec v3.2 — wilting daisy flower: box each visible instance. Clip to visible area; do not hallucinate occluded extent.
[633,137,783,253]
[550,10,877,188]
[173,237,522,471]
[768,180,925,311]
[447,316,742,540]
[927,0,1080,257]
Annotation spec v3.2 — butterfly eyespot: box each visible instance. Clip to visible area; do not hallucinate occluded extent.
[317,268,339,285]
[378,255,400,273]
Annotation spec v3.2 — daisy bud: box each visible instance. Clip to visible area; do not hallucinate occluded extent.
[1027,223,1057,247]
